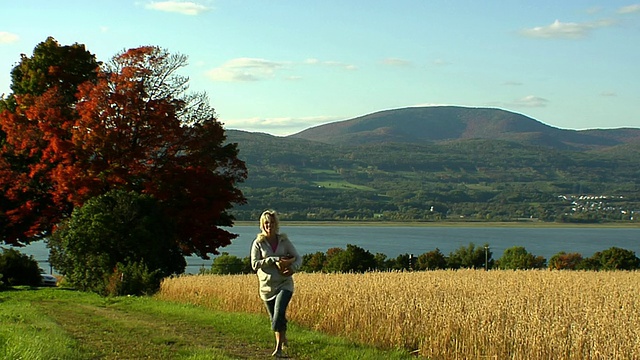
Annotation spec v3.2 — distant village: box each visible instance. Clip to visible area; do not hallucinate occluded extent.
[558,194,638,221]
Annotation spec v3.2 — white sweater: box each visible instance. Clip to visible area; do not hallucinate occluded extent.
[250,233,302,301]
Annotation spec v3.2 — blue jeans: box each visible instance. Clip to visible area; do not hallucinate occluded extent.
[264,289,292,332]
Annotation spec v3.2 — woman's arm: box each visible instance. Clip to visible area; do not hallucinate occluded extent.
[250,240,279,271]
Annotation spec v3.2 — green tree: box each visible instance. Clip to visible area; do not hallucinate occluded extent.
[241,256,252,273]
[209,253,245,274]
[389,253,412,271]
[0,36,100,112]
[447,243,490,269]
[300,251,326,272]
[590,247,640,270]
[0,247,42,286]
[48,190,185,295]
[496,246,546,270]
[575,257,601,271]
[416,248,447,270]
[323,247,344,268]
[374,252,390,270]
[324,244,376,273]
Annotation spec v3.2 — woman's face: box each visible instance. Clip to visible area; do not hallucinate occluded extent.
[263,215,275,236]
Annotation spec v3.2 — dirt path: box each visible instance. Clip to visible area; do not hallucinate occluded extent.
[35,300,276,359]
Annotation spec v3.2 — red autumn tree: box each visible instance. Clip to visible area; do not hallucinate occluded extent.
[0,40,246,259]
[0,37,100,244]
[548,251,584,270]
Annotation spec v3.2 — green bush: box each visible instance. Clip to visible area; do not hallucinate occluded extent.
[0,248,42,286]
[300,251,327,272]
[388,253,412,271]
[48,190,186,295]
[575,257,601,271]
[324,244,376,273]
[416,249,448,270]
[105,261,162,296]
[591,247,640,270]
[496,246,546,270]
[447,243,491,269]
[206,253,248,275]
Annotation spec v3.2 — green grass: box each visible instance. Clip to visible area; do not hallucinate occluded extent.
[307,169,338,175]
[463,183,496,191]
[313,180,376,191]
[0,289,87,360]
[306,168,377,191]
[0,287,416,359]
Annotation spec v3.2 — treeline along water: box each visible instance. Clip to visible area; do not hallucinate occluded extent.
[12,225,640,274]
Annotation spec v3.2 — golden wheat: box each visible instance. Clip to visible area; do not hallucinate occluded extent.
[157,270,640,360]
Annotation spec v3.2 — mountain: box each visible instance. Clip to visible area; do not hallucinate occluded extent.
[289,106,640,150]
[224,107,640,223]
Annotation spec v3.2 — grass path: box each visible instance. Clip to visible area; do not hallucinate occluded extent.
[36,299,265,359]
[19,289,269,359]
[1,288,415,359]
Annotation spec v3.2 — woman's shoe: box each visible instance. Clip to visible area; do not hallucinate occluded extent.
[272,349,283,357]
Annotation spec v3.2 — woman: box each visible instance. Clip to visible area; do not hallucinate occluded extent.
[250,210,301,357]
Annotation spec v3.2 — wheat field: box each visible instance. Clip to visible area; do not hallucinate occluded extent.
[157,270,640,359]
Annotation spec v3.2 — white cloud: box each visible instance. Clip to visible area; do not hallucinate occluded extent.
[206,58,285,82]
[431,58,450,66]
[520,19,614,39]
[304,58,357,71]
[512,95,549,108]
[410,103,456,108]
[618,4,640,14]
[503,81,523,86]
[382,58,412,67]
[145,1,210,15]
[0,31,19,44]
[222,115,340,135]
[585,7,603,15]
[600,91,617,97]
[206,57,357,82]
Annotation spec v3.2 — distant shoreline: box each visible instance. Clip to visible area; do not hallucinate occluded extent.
[232,220,640,228]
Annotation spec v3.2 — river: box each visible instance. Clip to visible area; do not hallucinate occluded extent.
[7,225,640,274]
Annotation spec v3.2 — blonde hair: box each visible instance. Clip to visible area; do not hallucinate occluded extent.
[259,209,280,236]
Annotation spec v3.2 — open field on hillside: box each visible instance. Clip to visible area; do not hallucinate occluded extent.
[158,270,640,360]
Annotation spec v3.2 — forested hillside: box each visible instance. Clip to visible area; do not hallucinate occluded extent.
[227,107,640,223]
[291,106,640,149]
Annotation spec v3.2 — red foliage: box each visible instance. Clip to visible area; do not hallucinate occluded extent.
[0,46,246,257]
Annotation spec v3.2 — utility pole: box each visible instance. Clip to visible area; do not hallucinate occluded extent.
[484,245,489,271]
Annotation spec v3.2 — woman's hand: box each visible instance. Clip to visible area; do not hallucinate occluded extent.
[278,256,295,267]
[277,256,295,276]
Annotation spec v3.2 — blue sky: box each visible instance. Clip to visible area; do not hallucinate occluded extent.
[1,1,638,135]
